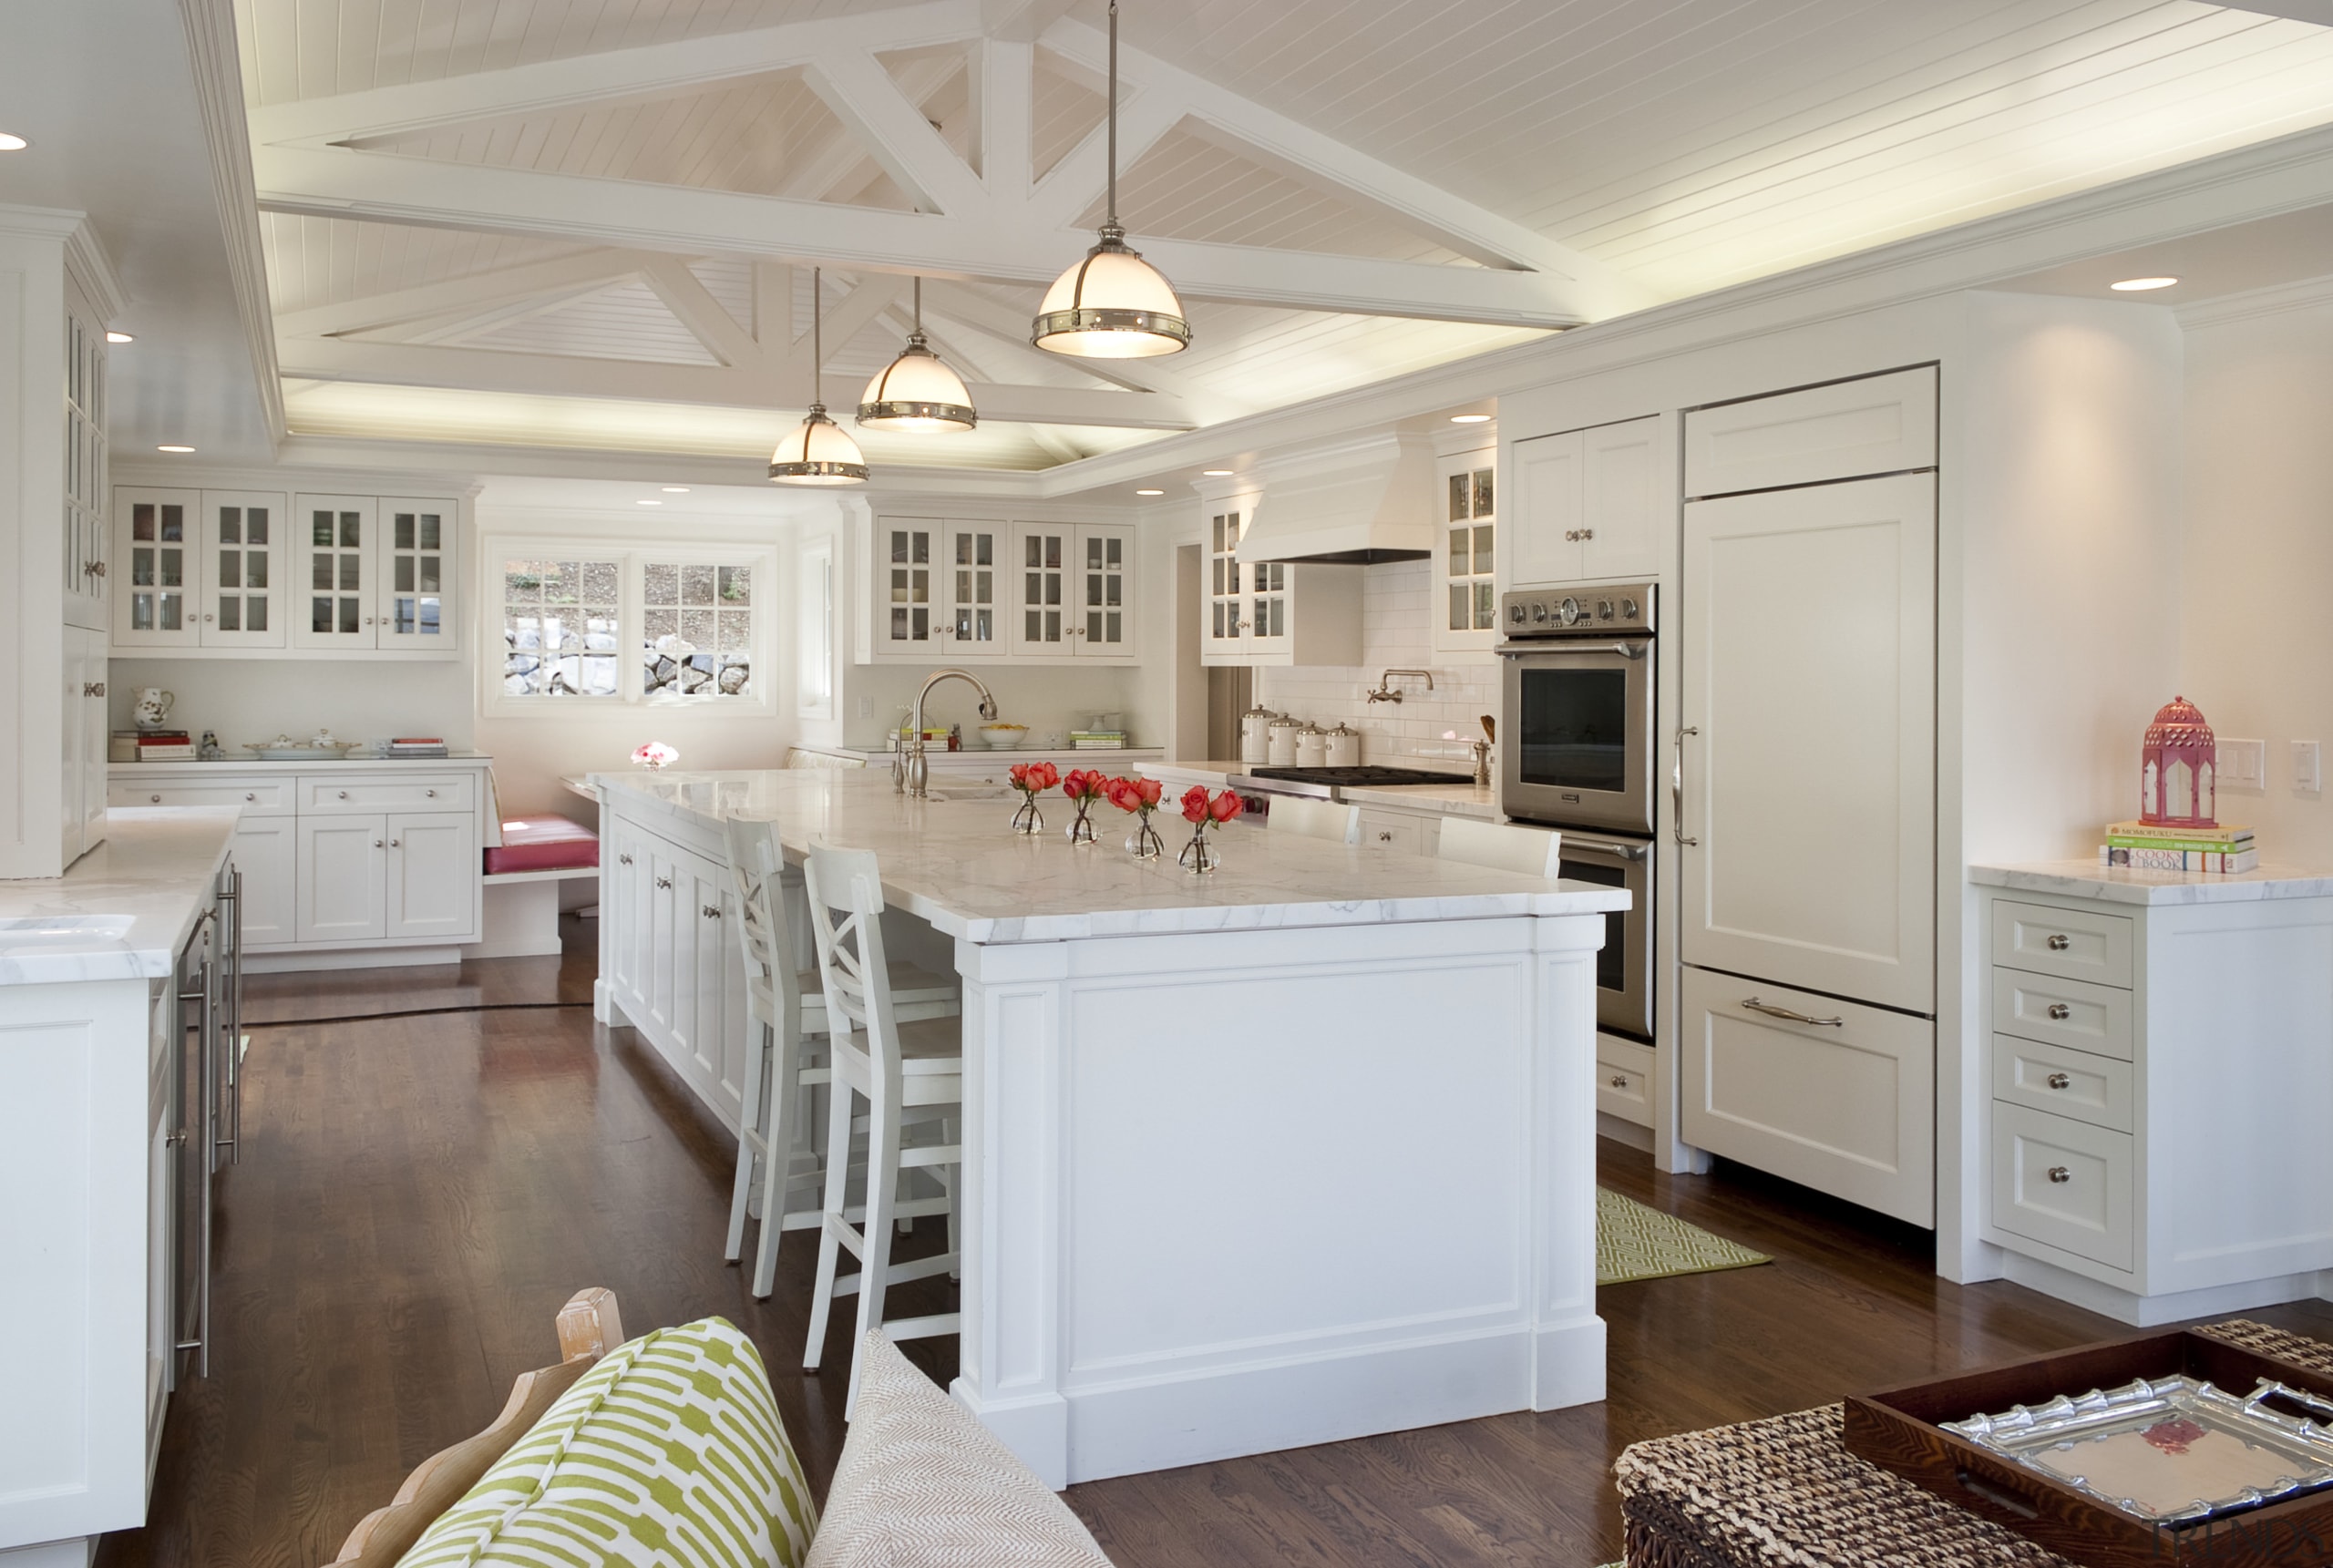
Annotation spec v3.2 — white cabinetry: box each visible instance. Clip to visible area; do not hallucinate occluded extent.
[297,817,388,942]
[1434,446,1498,655]
[598,810,751,1132]
[861,515,1136,665]
[113,489,286,650]
[1509,415,1662,588]
[1197,501,1361,668]
[1978,882,2333,1323]
[1684,365,1937,499]
[63,297,108,633]
[63,626,108,863]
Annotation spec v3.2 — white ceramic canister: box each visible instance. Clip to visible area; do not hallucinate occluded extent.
[1267,714,1303,766]
[1240,704,1279,764]
[1324,723,1362,768]
[1294,724,1329,768]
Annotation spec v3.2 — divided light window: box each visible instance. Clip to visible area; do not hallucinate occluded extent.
[492,543,772,710]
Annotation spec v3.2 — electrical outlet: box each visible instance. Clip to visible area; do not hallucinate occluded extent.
[856,695,871,719]
[2296,740,2322,795]
[2218,738,2266,792]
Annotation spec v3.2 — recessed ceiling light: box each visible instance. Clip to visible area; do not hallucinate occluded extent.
[661,486,690,493]
[1135,488,1165,496]
[638,497,663,506]
[156,444,195,453]
[106,331,133,343]
[1449,413,1492,424]
[0,133,27,152]
[1202,469,1233,477]
[2111,276,2179,292]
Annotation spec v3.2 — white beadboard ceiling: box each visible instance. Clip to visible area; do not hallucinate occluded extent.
[236,0,2333,472]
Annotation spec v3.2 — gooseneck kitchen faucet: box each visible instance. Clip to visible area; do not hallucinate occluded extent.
[899,668,1001,798]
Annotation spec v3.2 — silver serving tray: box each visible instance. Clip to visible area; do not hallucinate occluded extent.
[1946,1375,2333,1525]
[244,743,364,760]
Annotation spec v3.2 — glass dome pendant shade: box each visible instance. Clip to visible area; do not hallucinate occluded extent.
[858,280,977,432]
[1031,1,1189,360]
[771,266,869,486]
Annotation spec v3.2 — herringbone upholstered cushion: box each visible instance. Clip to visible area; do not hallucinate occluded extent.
[396,1317,817,1568]
[805,1333,1115,1568]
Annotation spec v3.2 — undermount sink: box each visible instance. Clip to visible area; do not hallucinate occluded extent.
[0,914,138,948]
[921,785,1016,802]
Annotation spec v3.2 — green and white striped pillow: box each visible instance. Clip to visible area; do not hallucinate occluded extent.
[398,1317,817,1568]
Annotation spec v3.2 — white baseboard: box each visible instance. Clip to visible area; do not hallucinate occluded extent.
[245,947,462,974]
[1596,1112,1655,1153]
[0,1537,97,1567]
[2001,1251,2333,1326]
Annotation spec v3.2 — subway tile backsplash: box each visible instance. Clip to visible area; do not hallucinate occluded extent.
[1255,560,1497,770]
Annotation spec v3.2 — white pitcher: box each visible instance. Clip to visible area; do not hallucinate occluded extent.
[132,688,175,730]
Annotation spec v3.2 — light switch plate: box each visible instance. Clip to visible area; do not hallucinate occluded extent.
[2219,738,2266,791]
[2296,740,2322,795]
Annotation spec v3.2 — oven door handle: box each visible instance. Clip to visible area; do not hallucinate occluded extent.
[1562,839,1649,864]
[1495,641,1649,660]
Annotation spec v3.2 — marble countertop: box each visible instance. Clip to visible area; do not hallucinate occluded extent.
[1139,761,1498,821]
[593,770,1626,944]
[1969,859,2333,907]
[0,810,239,984]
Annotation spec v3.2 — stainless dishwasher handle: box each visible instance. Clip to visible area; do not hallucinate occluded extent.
[1741,996,1845,1028]
[1673,727,1700,846]
[216,867,242,1165]
[174,948,216,1378]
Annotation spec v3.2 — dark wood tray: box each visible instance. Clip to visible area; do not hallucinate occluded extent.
[1845,1328,2333,1568]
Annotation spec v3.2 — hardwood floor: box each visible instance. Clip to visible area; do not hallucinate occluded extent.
[100,933,2333,1567]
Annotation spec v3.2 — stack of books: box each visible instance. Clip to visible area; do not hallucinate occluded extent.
[385,736,450,758]
[1069,729,1127,750]
[136,730,196,761]
[2100,819,2256,873]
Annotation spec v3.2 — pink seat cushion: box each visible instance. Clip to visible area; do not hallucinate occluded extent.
[484,815,601,875]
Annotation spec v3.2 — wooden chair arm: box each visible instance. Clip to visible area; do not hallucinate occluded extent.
[324,1288,622,1568]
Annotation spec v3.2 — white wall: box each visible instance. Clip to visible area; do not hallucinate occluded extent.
[1256,560,1493,770]
[2179,282,2333,866]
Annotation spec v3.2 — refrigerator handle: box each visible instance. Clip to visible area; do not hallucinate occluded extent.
[1673,727,1701,847]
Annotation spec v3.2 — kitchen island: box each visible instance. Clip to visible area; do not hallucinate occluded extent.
[593,769,1628,1487]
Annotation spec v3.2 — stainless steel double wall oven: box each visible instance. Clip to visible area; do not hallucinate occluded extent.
[1498,583,1656,1041]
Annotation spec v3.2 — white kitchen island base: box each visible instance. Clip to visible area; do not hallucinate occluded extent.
[594,772,1623,1488]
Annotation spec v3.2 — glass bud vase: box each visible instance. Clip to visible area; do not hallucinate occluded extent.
[1125,816,1165,860]
[1177,824,1218,874]
[1010,795,1044,835]
[1066,800,1098,845]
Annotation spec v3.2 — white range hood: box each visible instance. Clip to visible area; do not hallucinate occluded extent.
[1236,433,1437,565]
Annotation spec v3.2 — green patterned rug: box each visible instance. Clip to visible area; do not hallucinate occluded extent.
[1597,1188,1770,1286]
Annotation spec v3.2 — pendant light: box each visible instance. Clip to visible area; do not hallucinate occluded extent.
[1030,0,1190,359]
[770,267,869,486]
[858,279,977,433]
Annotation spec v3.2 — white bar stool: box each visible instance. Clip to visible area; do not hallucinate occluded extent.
[721,816,959,1299]
[1266,794,1362,844]
[1436,816,1563,877]
[800,839,965,1410]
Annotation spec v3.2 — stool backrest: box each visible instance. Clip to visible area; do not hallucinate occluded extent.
[722,816,802,1029]
[1266,795,1361,845]
[803,841,900,1067]
[1436,816,1562,879]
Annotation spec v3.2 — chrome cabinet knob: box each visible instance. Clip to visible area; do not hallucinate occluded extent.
[2047,1072,2071,1090]
[203,612,214,622]
[618,853,633,866]
[2047,1166,2071,1184]
[373,839,384,848]
[389,838,400,848]
[2048,1003,2071,1020]
[1609,1075,1629,1090]
[656,876,673,890]
[2047,933,2071,950]
[338,790,349,799]
[243,793,254,802]
[1378,831,1393,842]
[425,788,436,797]
[91,681,106,696]
[702,904,721,919]
[149,794,161,804]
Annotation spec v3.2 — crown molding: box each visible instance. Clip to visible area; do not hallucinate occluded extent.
[114,456,483,496]
[179,0,287,447]
[2174,269,2333,329]
[0,205,130,320]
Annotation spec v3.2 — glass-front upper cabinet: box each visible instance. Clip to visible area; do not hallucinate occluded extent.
[115,489,191,648]
[943,523,1003,652]
[1075,524,1132,656]
[1012,523,1071,657]
[1434,446,1498,655]
[380,499,453,646]
[294,495,377,650]
[200,491,285,649]
[1205,507,1245,656]
[873,519,940,656]
[63,305,108,632]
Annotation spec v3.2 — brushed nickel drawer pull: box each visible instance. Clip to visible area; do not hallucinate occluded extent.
[2047,934,2071,950]
[1609,1074,1629,1090]
[2047,1003,2071,1020]
[618,853,633,866]
[702,904,721,919]
[2047,1166,2071,1184]
[2047,1072,2071,1090]
[656,876,673,890]
[1742,997,1845,1027]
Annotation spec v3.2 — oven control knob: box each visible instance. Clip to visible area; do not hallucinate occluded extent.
[1558,597,1582,626]
[1531,601,1548,623]
[1510,601,1526,625]
[1597,599,1615,620]
[1621,597,1640,620]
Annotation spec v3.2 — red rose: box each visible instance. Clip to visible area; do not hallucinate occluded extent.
[1208,789,1244,824]
[1008,762,1032,790]
[1134,776,1162,808]
[1027,761,1061,792]
[1064,768,1105,801]
[1102,776,1138,813]
[1181,784,1210,824]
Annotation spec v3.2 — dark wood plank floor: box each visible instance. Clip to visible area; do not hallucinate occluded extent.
[100,927,2333,1567]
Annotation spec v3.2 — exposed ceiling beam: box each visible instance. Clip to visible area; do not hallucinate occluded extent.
[912,277,1233,413]
[640,256,760,366]
[272,250,651,338]
[275,334,1195,428]
[1023,82,1183,231]
[246,0,984,147]
[800,47,983,215]
[252,145,1593,328]
[982,0,1080,45]
[968,38,1033,197]
[2216,4,2333,24]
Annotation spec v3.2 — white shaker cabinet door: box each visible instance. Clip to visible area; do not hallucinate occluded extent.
[385,812,478,941]
[297,816,387,942]
[1578,417,1662,581]
[1507,430,1583,589]
[230,817,299,947]
[1679,472,1936,1012]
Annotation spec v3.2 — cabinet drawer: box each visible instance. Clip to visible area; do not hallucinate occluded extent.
[1597,1037,1654,1128]
[1991,899,2133,989]
[1990,1103,2133,1272]
[1990,968,2134,1061]
[110,777,294,816]
[1991,1034,2133,1132]
[300,773,475,815]
[1355,808,1429,856]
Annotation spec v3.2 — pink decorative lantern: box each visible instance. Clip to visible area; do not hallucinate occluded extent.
[2140,695,2215,828]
